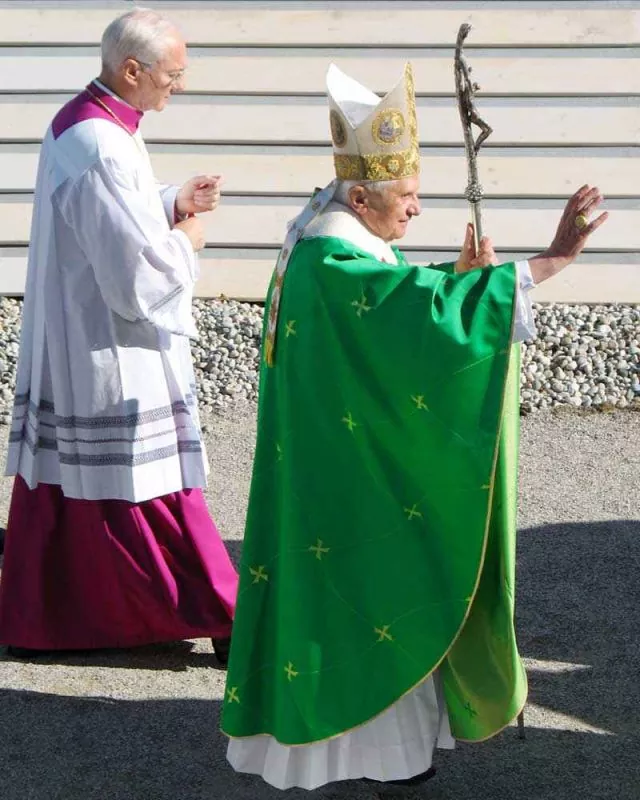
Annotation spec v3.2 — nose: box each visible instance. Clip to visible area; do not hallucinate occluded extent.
[409,196,422,217]
[172,74,187,93]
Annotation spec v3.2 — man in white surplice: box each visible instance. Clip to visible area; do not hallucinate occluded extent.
[0,9,238,662]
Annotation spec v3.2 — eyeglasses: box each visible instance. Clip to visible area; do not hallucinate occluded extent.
[134,59,186,88]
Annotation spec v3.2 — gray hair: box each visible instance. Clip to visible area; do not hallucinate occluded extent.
[101,7,181,73]
[333,179,400,206]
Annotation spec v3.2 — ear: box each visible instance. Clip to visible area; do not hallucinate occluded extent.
[348,185,369,218]
[122,58,142,88]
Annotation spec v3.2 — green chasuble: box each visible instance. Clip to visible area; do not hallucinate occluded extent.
[222,217,527,746]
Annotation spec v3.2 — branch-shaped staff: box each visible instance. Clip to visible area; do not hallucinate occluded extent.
[454,23,492,253]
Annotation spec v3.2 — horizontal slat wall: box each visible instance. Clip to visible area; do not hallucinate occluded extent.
[2,146,638,197]
[1,197,637,250]
[1,97,638,146]
[0,246,636,305]
[0,0,638,302]
[1,3,638,46]
[2,48,639,95]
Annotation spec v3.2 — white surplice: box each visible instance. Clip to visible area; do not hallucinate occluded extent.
[6,95,208,503]
[226,202,537,791]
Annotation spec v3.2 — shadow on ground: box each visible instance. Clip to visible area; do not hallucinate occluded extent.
[1,639,226,672]
[0,519,637,800]
[517,520,639,737]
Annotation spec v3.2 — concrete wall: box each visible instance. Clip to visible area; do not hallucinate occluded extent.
[0,0,638,302]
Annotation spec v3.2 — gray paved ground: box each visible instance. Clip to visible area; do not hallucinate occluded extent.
[0,408,638,800]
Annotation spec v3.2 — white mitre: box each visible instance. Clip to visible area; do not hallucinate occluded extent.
[327,62,420,182]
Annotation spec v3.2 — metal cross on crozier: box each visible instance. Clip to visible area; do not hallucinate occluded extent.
[454,23,493,252]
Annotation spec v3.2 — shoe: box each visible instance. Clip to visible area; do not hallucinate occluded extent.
[389,766,437,787]
[363,766,436,787]
[211,636,231,666]
[6,646,52,659]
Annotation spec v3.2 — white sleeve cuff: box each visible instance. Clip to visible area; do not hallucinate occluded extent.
[513,260,537,343]
[159,185,180,225]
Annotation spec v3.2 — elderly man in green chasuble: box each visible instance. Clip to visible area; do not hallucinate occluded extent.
[221,63,608,790]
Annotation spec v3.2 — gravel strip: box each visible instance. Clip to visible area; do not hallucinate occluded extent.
[0,298,637,422]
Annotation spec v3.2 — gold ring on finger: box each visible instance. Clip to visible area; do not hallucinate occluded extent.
[575,214,589,231]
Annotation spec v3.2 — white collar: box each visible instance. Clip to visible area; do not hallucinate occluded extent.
[93,79,137,110]
[302,201,398,265]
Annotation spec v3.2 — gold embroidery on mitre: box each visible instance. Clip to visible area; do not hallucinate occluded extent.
[334,144,420,183]
[372,109,405,145]
[329,63,420,182]
[330,109,347,147]
[405,65,418,136]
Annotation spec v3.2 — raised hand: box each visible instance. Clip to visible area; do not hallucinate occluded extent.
[545,185,608,264]
[529,185,609,284]
[176,174,223,216]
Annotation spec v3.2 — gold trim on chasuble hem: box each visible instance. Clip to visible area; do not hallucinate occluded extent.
[224,282,525,747]
[453,324,529,743]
